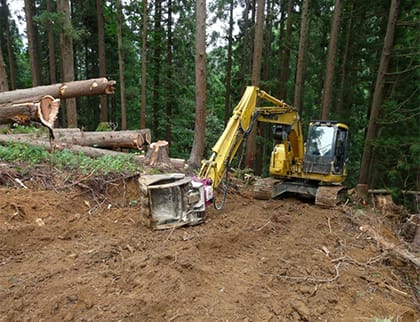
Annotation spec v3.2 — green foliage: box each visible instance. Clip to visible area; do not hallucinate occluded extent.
[7,125,44,134]
[0,0,417,210]
[0,143,48,164]
[95,122,113,131]
[0,143,142,175]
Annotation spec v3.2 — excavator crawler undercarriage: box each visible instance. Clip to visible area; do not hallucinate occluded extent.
[253,177,347,207]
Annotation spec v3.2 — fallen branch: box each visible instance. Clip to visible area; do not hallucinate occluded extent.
[331,254,385,267]
[359,275,410,297]
[276,262,343,284]
[360,225,420,267]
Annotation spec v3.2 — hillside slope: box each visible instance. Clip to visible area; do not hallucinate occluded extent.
[0,172,418,321]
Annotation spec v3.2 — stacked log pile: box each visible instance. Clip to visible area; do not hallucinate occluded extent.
[0,78,184,169]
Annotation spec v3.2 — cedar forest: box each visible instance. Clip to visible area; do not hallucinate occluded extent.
[0,0,418,207]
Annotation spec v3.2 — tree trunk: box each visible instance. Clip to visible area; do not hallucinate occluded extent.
[0,78,116,104]
[165,0,173,145]
[57,0,77,128]
[245,0,265,170]
[116,0,127,130]
[294,0,310,112]
[262,0,273,81]
[1,0,16,90]
[251,0,264,87]
[140,0,148,129]
[0,47,8,92]
[188,0,207,169]
[97,0,108,123]
[24,0,41,86]
[224,0,234,124]
[278,0,294,100]
[358,0,399,189]
[0,95,60,128]
[46,0,57,86]
[240,0,252,92]
[152,0,162,136]
[320,0,342,120]
[337,1,354,120]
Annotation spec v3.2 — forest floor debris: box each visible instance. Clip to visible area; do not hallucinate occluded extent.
[0,164,419,321]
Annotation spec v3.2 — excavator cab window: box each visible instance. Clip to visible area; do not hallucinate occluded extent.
[333,126,349,174]
[303,122,348,175]
[307,126,334,157]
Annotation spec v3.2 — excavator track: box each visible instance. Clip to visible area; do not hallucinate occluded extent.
[252,177,280,200]
[253,177,347,208]
[315,185,347,208]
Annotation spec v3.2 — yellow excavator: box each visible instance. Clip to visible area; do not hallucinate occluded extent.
[139,86,349,229]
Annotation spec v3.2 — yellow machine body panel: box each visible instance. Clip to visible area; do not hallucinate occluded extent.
[200,86,349,191]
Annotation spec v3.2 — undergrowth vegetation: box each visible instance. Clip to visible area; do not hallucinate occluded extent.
[0,143,143,175]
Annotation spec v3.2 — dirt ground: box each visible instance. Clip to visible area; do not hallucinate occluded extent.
[0,166,419,321]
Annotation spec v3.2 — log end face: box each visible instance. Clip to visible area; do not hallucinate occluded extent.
[38,95,60,129]
[105,81,116,95]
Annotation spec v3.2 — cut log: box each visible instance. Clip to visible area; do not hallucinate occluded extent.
[144,140,172,168]
[369,189,420,195]
[0,95,60,129]
[0,78,116,104]
[0,135,185,169]
[69,129,151,149]
[7,129,151,150]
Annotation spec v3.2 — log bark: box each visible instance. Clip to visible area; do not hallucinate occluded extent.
[9,128,151,150]
[0,95,60,129]
[65,129,151,149]
[0,135,184,169]
[0,78,116,105]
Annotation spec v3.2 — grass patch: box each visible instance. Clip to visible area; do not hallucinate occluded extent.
[0,143,143,175]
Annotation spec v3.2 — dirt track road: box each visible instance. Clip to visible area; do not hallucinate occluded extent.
[0,181,418,321]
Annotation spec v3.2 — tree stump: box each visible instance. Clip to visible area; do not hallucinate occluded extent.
[145,140,172,169]
[356,183,369,201]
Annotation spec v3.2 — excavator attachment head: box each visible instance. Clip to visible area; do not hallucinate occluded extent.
[139,173,209,230]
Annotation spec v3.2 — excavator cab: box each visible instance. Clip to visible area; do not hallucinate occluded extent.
[303,121,349,178]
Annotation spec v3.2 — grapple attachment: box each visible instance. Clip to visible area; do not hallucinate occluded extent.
[139,173,208,230]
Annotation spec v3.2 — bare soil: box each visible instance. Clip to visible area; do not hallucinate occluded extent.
[0,166,419,321]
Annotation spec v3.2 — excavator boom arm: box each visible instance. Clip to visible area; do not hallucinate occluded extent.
[199,86,300,188]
